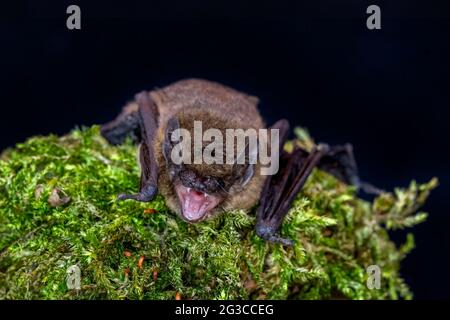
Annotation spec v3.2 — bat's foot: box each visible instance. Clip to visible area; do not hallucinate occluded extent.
[117,185,157,202]
[256,223,294,246]
[100,109,140,145]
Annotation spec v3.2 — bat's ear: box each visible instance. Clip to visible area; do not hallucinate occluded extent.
[233,139,258,188]
[240,164,254,187]
[163,117,182,178]
[230,163,254,192]
[165,117,180,141]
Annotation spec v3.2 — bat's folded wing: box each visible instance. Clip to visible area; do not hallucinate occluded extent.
[255,120,373,246]
[256,142,328,246]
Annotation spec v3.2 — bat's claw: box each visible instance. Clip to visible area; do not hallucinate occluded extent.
[268,235,294,247]
[256,223,294,246]
[117,185,157,202]
[360,181,385,195]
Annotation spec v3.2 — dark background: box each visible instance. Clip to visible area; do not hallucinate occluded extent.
[1,0,449,298]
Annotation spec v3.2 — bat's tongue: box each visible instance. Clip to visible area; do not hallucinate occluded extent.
[176,186,220,222]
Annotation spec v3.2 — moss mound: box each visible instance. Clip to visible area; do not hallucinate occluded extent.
[0,126,437,299]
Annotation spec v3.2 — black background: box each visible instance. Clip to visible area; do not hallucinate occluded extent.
[1,0,449,298]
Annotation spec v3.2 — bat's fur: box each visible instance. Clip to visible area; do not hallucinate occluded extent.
[121,79,267,218]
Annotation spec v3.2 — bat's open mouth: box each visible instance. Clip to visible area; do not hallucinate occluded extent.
[175,185,221,222]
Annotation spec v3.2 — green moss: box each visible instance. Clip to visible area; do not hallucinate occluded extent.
[0,126,437,300]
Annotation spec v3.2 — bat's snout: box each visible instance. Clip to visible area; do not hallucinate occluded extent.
[175,185,221,223]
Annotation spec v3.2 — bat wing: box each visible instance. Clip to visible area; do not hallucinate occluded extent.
[101,92,160,202]
[256,120,374,246]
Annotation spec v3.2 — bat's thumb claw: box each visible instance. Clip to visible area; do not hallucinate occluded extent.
[117,193,133,201]
[116,187,157,202]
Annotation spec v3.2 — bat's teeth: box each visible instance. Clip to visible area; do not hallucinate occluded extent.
[204,193,208,198]
[200,202,209,213]
[187,188,191,193]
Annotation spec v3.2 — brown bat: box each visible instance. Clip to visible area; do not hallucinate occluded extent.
[101,79,380,246]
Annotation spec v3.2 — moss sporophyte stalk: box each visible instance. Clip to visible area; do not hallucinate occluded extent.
[0,126,437,299]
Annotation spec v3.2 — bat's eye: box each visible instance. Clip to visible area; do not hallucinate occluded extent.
[203,177,214,187]
[202,176,223,194]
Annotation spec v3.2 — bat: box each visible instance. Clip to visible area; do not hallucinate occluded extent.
[101,79,381,246]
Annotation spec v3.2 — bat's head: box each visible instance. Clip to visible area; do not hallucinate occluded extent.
[161,114,257,223]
